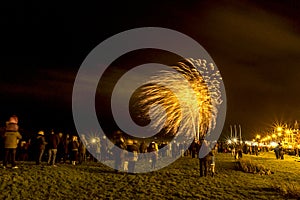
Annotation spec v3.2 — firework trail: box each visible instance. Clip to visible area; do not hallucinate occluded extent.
[133,58,223,139]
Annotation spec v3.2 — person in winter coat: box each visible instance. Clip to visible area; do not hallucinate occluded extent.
[3,116,22,169]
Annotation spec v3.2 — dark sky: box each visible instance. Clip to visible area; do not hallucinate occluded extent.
[1,0,300,139]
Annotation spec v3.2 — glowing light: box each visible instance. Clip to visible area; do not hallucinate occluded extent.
[277,127,283,132]
[278,132,282,137]
[272,134,276,138]
[270,142,277,148]
[134,58,223,139]
[233,138,237,143]
[256,134,260,139]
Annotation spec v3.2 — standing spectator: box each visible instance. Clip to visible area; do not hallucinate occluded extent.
[148,141,158,169]
[160,142,167,158]
[47,130,60,166]
[35,131,46,165]
[199,139,211,177]
[237,144,243,159]
[113,131,127,172]
[18,141,29,162]
[167,142,172,157]
[100,135,108,161]
[57,132,64,163]
[95,137,101,161]
[78,135,88,164]
[63,134,70,163]
[179,142,185,157]
[139,141,148,160]
[172,141,178,158]
[70,135,79,165]
[209,144,217,177]
[274,143,280,159]
[254,145,259,156]
[279,143,284,160]
[190,139,199,158]
[3,116,22,169]
[126,139,139,173]
[251,145,255,155]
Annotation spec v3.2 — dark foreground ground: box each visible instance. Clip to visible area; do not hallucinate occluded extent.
[1,152,299,200]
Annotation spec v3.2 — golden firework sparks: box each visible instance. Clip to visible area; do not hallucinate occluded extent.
[133,58,223,140]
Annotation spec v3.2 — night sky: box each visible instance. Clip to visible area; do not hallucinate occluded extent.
[1,0,300,139]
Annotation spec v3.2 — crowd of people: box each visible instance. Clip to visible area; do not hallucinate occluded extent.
[1,115,222,177]
[0,115,93,168]
[0,116,218,176]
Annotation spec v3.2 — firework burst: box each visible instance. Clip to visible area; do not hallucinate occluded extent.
[132,58,223,139]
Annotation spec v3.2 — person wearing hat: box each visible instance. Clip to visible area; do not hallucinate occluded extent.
[5,115,19,132]
[35,131,47,165]
[3,116,22,169]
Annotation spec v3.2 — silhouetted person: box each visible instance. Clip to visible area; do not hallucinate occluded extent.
[126,139,139,173]
[199,139,211,177]
[57,132,64,163]
[148,141,158,169]
[139,141,147,160]
[113,131,127,172]
[47,130,60,166]
[79,135,88,164]
[35,131,46,165]
[63,134,70,163]
[70,135,79,165]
